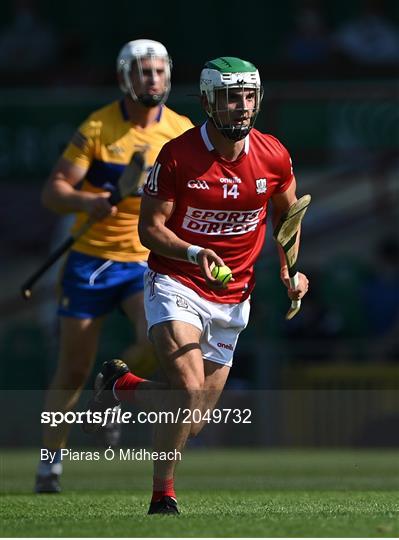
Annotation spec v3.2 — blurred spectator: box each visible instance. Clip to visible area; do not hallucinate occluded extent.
[282,268,342,363]
[362,236,399,361]
[49,32,103,87]
[319,256,371,335]
[332,0,399,67]
[0,0,59,82]
[292,256,373,363]
[281,3,331,70]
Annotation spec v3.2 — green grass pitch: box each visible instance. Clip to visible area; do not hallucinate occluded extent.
[1,448,398,537]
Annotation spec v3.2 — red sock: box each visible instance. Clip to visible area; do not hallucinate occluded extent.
[114,372,145,403]
[152,477,176,502]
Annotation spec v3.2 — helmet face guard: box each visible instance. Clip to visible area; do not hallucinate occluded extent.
[200,57,263,141]
[211,83,262,141]
[117,39,171,108]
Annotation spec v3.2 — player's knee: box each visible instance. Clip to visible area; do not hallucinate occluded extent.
[189,422,204,438]
[136,340,154,358]
[174,374,204,393]
[134,331,152,348]
[174,378,205,411]
[58,364,91,389]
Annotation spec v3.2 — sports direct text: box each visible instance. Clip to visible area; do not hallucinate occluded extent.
[41,407,252,427]
[182,206,263,235]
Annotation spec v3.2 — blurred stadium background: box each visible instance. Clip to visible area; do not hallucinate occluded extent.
[0,0,398,450]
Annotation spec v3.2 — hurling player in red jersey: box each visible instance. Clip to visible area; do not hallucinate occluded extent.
[87,57,309,515]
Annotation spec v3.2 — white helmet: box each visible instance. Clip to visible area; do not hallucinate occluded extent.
[200,56,263,141]
[117,39,172,108]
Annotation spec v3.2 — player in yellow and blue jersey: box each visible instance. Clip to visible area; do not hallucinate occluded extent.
[35,39,193,493]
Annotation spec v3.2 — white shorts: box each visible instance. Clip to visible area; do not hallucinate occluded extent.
[143,270,250,367]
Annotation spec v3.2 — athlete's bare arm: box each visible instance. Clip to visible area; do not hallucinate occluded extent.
[139,194,225,287]
[41,157,116,221]
[271,178,309,301]
[271,178,298,270]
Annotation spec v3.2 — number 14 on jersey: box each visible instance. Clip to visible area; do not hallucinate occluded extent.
[222,184,240,199]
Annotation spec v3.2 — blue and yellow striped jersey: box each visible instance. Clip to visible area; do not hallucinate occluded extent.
[62,99,193,262]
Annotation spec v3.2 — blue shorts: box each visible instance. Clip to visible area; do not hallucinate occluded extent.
[58,251,147,319]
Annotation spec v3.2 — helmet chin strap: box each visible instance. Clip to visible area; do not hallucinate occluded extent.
[137,93,165,108]
[209,115,251,141]
[219,125,250,141]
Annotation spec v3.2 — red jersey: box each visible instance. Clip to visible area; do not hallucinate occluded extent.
[144,123,294,303]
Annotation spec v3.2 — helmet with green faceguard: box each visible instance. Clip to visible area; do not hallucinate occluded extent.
[200,57,263,141]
